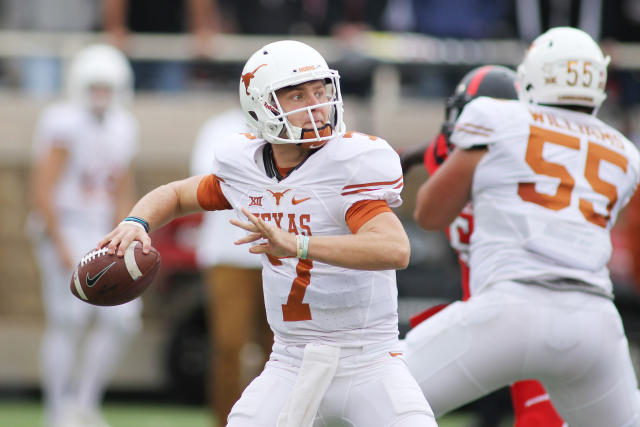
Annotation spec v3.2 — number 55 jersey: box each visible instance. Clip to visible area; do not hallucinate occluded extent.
[451,96,640,297]
[202,131,404,348]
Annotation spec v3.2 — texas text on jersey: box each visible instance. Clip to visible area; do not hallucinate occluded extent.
[198,130,404,347]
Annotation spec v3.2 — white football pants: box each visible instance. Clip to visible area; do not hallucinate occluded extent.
[227,339,437,427]
[403,280,640,427]
[33,224,141,426]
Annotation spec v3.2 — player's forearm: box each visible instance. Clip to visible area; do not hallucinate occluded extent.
[414,147,484,230]
[127,176,203,232]
[307,212,410,271]
[306,232,409,270]
[113,169,136,225]
[188,0,217,32]
[103,0,127,31]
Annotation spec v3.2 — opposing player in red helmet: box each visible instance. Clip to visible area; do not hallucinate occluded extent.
[401,65,565,427]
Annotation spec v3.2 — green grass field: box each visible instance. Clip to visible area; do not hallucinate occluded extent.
[0,400,511,427]
[0,401,212,427]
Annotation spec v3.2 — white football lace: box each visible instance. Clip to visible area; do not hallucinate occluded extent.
[80,247,109,266]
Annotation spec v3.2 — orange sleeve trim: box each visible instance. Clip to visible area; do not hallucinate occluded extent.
[345,200,392,233]
[196,174,232,211]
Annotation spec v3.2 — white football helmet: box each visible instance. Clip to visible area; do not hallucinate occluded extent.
[67,44,133,111]
[239,40,345,146]
[517,27,610,110]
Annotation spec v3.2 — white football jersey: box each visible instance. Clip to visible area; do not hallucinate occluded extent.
[211,131,404,347]
[32,102,138,231]
[190,109,262,269]
[451,97,640,297]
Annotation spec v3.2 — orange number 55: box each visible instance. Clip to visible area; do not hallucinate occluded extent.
[518,125,628,227]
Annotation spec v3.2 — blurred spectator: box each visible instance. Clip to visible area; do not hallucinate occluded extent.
[515,0,603,42]
[219,0,387,36]
[218,0,302,34]
[513,0,640,43]
[28,44,141,427]
[103,0,219,92]
[602,0,640,41]
[602,1,640,107]
[309,0,390,97]
[190,109,272,426]
[301,0,389,36]
[382,0,515,97]
[208,0,388,97]
[384,0,515,38]
[0,0,101,97]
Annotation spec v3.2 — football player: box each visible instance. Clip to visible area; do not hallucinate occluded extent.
[404,26,640,426]
[99,40,437,426]
[29,44,141,427]
[401,65,565,426]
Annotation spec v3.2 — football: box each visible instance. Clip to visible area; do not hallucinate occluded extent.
[70,241,161,306]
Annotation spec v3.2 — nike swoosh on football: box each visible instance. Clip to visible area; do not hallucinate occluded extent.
[291,196,311,205]
[85,262,116,287]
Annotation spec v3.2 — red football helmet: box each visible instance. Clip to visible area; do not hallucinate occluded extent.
[442,65,518,139]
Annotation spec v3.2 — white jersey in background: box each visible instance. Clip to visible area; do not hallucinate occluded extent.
[31,100,142,427]
[211,131,404,348]
[451,96,640,297]
[190,109,261,269]
[32,102,138,232]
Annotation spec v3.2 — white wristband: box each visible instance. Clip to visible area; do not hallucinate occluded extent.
[296,235,310,259]
[120,220,147,233]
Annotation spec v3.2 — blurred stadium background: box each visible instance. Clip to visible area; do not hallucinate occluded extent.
[1,1,640,426]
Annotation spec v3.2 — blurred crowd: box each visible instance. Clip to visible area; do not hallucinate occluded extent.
[2,2,640,427]
[0,0,640,97]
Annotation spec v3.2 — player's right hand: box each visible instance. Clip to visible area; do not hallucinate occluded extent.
[98,222,151,257]
[230,207,297,258]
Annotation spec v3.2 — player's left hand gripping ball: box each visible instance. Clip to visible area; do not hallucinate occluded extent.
[70,241,161,306]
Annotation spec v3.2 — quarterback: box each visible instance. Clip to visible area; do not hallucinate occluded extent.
[405,27,640,426]
[99,40,436,426]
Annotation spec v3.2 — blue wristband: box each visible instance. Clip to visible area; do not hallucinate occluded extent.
[123,216,150,233]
